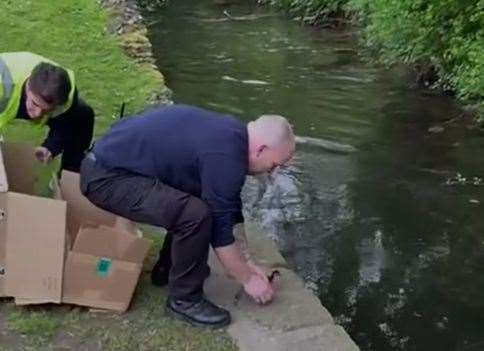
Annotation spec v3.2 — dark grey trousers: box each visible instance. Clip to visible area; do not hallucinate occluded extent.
[79,155,211,301]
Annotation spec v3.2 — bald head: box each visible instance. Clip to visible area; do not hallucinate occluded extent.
[247,115,295,175]
[249,115,294,147]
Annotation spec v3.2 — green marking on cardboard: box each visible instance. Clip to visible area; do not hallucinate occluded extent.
[96,258,112,278]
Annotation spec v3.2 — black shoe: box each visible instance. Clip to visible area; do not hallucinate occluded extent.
[166,296,231,329]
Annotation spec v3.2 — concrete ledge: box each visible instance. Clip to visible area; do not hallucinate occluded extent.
[244,222,289,269]
[233,268,334,331]
[228,321,359,351]
[205,221,359,351]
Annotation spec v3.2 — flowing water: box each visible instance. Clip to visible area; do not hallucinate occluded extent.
[145,1,484,350]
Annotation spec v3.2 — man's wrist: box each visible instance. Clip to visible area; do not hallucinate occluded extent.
[214,244,252,285]
[238,268,252,285]
[233,223,252,262]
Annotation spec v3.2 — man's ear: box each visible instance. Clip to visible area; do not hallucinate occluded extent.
[256,144,267,157]
[25,78,35,97]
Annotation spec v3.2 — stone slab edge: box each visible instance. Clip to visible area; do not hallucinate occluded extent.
[206,221,359,351]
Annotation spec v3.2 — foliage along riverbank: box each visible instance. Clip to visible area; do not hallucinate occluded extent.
[258,0,484,119]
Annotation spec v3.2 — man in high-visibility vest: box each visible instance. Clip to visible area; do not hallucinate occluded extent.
[0,51,94,172]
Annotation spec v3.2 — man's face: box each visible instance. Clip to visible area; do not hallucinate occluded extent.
[25,80,55,119]
[248,142,295,175]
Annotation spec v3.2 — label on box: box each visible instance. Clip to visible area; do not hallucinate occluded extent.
[96,258,112,278]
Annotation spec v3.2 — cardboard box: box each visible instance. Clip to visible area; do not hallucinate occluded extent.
[58,170,141,244]
[63,225,150,312]
[0,142,66,304]
[0,142,150,312]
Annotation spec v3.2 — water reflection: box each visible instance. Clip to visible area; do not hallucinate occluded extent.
[243,148,357,296]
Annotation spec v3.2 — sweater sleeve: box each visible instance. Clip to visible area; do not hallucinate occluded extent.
[199,153,246,247]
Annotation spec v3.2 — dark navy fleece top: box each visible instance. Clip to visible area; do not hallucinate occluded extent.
[93,104,248,247]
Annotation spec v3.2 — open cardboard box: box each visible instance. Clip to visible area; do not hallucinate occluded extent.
[0,142,150,312]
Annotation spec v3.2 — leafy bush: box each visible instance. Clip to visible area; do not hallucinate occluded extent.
[265,0,484,112]
[261,0,351,24]
[351,0,484,102]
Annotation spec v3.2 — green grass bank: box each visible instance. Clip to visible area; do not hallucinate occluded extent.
[260,0,484,117]
[0,1,236,349]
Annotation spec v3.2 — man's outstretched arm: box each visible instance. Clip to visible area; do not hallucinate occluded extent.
[215,242,274,305]
[200,154,274,304]
[232,222,270,278]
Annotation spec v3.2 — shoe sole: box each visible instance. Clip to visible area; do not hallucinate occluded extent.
[165,304,231,329]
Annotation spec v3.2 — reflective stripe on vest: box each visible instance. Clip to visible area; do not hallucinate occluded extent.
[0,58,13,114]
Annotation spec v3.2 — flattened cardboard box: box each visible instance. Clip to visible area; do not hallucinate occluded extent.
[59,171,150,312]
[63,225,150,312]
[59,170,140,244]
[0,142,66,304]
[0,142,150,312]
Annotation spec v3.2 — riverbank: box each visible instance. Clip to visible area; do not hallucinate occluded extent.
[259,0,484,119]
[0,1,234,349]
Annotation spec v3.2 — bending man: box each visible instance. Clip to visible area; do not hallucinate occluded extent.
[80,104,295,328]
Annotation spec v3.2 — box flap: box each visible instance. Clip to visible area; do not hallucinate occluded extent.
[1,142,37,194]
[0,194,7,296]
[73,225,150,264]
[0,143,8,193]
[4,192,67,303]
[63,252,142,312]
[60,171,138,241]
[14,297,60,305]
[51,172,63,201]
[114,217,140,236]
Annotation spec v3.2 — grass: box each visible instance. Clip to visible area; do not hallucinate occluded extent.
[0,1,237,350]
[6,310,62,347]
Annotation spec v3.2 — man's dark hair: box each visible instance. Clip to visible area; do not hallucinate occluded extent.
[29,62,71,105]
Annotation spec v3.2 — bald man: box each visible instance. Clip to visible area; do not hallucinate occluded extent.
[79,104,295,328]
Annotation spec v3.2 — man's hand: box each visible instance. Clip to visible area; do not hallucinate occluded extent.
[34,146,52,164]
[243,274,274,305]
[247,260,269,280]
[215,244,277,305]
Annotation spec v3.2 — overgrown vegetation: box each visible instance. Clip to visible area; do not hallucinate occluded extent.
[260,0,484,116]
[258,0,350,25]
